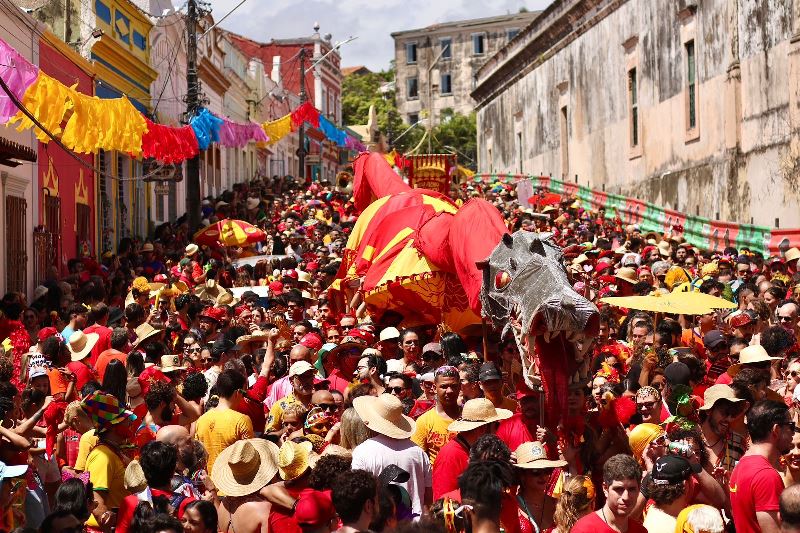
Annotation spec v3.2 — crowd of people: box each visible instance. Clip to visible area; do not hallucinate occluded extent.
[2,171,800,533]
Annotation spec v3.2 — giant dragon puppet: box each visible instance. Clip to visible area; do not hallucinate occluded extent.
[331,152,599,426]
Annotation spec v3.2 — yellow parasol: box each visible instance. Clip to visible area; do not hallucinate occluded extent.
[193,219,266,247]
[601,292,736,315]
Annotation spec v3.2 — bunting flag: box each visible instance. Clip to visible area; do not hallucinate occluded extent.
[141,119,199,163]
[262,115,295,145]
[0,36,366,166]
[217,116,269,147]
[0,38,39,124]
[189,108,224,150]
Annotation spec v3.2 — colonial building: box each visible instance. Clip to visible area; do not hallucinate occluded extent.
[392,11,540,126]
[474,0,800,228]
[229,25,344,182]
[0,1,40,297]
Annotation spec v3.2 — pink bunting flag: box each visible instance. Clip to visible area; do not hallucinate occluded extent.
[0,37,39,124]
[217,116,270,147]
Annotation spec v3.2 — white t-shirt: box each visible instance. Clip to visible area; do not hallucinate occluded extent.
[642,506,677,533]
[351,434,432,519]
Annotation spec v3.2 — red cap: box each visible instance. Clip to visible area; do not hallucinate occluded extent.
[137,366,171,396]
[300,332,323,352]
[268,281,284,294]
[37,327,59,343]
[200,306,226,323]
[284,270,299,280]
[306,261,319,272]
[598,250,615,259]
[294,489,335,527]
[345,328,375,346]
[153,274,168,283]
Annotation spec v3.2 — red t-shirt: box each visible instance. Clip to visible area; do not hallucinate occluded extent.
[571,511,647,533]
[83,324,113,366]
[95,349,127,382]
[432,437,469,500]
[730,454,784,532]
[268,486,303,533]
[234,376,269,434]
[66,360,98,392]
[496,414,535,452]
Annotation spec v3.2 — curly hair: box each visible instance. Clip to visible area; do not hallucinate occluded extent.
[180,372,208,402]
[469,434,511,464]
[308,455,352,490]
[553,475,595,532]
[283,402,308,422]
[144,381,175,411]
[331,469,377,523]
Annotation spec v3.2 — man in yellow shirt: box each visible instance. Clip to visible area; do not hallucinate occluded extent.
[266,361,316,434]
[195,370,254,475]
[412,365,461,464]
[80,391,138,531]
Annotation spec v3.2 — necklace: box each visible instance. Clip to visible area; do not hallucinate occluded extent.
[601,507,626,533]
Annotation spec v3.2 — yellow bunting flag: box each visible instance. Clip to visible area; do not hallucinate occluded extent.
[8,72,74,142]
[61,91,148,156]
[262,115,292,146]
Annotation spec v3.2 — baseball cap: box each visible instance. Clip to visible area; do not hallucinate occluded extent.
[37,327,59,343]
[289,361,316,378]
[379,327,400,342]
[651,455,700,484]
[702,330,727,350]
[294,489,335,527]
[422,343,442,359]
[0,460,28,481]
[300,333,323,352]
[479,362,502,382]
[211,337,235,356]
[664,362,691,387]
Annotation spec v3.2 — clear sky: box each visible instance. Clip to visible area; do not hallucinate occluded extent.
[203,0,553,71]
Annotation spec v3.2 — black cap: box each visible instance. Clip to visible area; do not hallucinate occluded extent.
[211,337,235,356]
[652,455,700,484]
[479,362,502,382]
[664,362,691,387]
[702,330,726,350]
[107,307,124,326]
[378,464,410,485]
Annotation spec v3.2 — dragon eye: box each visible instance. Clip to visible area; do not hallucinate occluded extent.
[495,271,511,290]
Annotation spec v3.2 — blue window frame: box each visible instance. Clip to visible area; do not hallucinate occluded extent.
[133,31,146,50]
[115,10,130,44]
[95,0,111,23]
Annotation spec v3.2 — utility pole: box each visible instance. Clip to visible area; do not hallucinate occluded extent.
[297,47,307,181]
[185,0,201,231]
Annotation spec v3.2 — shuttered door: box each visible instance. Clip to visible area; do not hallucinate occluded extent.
[6,195,26,293]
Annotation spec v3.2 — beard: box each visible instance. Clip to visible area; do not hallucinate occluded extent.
[162,404,175,423]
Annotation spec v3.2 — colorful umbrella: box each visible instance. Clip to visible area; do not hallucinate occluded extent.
[193,219,266,247]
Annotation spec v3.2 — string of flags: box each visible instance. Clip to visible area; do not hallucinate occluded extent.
[0,37,366,165]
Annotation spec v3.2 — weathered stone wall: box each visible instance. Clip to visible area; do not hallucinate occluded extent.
[475,0,800,227]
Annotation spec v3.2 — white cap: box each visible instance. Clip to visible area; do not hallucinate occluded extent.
[385,359,405,374]
[288,361,315,378]
[379,327,400,342]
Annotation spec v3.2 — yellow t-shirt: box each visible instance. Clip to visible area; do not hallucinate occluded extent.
[85,443,128,528]
[74,429,99,472]
[195,408,254,475]
[411,407,454,465]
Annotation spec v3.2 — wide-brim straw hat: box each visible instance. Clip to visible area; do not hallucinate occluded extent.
[160,354,187,373]
[124,460,147,493]
[236,330,272,349]
[699,384,744,411]
[786,247,800,263]
[514,441,568,469]
[729,344,781,373]
[211,439,280,497]
[68,331,99,362]
[133,322,163,348]
[124,282,166,307]
[615,267,638,284]
[278,440,313,481]
[353,394,415,440]
[448,398,512,432]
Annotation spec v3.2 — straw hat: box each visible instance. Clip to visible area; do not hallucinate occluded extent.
[353,394,415,440]
[235,330,272,350]
[297,270,312,284]
[699,384,744,411]
[124,460,147,493]
[160,354,187,373]
[786,247,800,263]
[657,241,672,258]
[211,439,280,496]
[514,441,568,469]
[140,243,154,253]
[68,331,99,362]
[278,440,313,481]
[733,344,780,367]
[133,322,163,348]
[447,398,512,432]
[185,243,199,256]
[615,267,638,284]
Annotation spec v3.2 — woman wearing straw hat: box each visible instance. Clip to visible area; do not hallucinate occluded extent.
[213,439,280,533]
[514,441,568,533]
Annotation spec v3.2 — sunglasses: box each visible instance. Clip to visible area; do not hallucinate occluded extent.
[386,386,405,394]
[184,347,201,353]
[315,403,338,412]
[779,316,795,322]
[637,400,658,410]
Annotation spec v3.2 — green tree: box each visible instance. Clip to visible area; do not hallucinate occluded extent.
[429,108,477,170]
